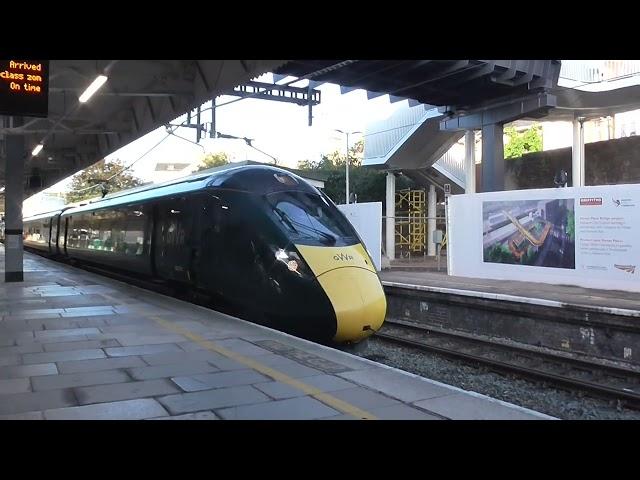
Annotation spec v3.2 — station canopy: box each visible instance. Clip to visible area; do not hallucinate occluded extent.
[0,60,286,203]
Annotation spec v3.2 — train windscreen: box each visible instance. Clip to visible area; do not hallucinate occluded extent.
[265,191,359,246]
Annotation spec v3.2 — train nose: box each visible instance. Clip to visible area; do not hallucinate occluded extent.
[295,243,387,343]
[316,267,386,343]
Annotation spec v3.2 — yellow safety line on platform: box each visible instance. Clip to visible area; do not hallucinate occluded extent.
[149,316,378,420]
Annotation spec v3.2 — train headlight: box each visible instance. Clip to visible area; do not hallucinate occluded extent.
[275,248,311,278]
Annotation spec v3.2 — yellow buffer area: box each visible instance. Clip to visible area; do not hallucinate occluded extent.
[296,244,386,342]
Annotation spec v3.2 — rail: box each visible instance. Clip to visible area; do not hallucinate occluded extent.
[375,319,640,409]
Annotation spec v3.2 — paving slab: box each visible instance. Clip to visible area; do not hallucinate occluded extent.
[217,396,340,420]
[74,379,180,405]
[105,344,183,357]
[57,356,147,374]
[0,389,77,415]
[158,385,270,415]
[0,411,45,420]
[151,411,219,420]
[0,363,58,379]
[128,361,219,381]
[23,349,107,365]
[44,399,169,420]
[31,369,131,391]
[0,378,31,395]
[171,369,270,392]
[412,393,546,420]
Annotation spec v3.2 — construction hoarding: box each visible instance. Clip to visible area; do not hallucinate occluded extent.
[449,184,640,292]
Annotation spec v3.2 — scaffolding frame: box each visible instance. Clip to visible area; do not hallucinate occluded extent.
[395,188,427,257]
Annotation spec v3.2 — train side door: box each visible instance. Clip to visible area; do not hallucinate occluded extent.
[196,193,224,293]
[61,217,69,255]
[49,216,58,255]
[153,196,194,282]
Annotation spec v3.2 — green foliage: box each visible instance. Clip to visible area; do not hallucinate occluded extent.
[520,246,537,265]
[194,152,230,172]
[504,124,543,159]
[65,159,143,204]
[297,139,415,206]
[484,243,515,264]
[566,210,575,241]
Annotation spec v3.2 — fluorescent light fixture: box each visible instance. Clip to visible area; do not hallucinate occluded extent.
[79,75,108,103]
[32,144,43,156]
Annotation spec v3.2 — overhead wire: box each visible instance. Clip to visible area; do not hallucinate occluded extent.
[71,125,178,194]
[67,60,358,195]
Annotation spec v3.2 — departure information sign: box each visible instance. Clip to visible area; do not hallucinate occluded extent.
[0,60,49,118]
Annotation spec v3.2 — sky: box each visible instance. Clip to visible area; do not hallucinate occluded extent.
[38,73,404,197]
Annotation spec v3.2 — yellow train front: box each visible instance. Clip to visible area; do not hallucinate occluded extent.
[294,243,386,343]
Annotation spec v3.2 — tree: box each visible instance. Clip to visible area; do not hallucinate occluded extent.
[65,159,143,204]
[297,139,415,206]
[194,152,230,172]
[504,124,543,159]
[566,210,575,241]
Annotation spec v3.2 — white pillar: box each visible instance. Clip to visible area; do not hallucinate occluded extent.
[385,172,395,261]
[572,117,585,187]
[345,133,350,204]
[464,130,476,194]
[427,184,436,256]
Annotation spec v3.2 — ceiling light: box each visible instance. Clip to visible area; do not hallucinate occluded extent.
[79,75,108,103]
[32,144,43,156]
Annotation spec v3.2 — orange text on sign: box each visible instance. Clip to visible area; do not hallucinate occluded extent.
[8,60,42,71]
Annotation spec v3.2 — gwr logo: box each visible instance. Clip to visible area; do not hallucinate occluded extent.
[580,197,602,206]
[333,253,354,261]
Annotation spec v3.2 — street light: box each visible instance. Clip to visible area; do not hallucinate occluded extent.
[334,129,362,204]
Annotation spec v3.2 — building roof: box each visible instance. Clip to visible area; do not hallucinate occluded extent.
[196,160,329,183]
[154,162,192,172]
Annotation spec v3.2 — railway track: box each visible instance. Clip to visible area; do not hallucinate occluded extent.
[375,319,640,409]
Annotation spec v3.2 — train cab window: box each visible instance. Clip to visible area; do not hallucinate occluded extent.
[265,191,359,246]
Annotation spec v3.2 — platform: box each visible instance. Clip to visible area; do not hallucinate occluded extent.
[380,269,640,313]
[380,268,640,367]
[0,246,553,420]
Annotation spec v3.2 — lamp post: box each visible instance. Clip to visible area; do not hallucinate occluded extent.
[334,129,362,204]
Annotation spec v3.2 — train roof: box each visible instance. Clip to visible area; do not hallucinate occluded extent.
[23,210,65,222]
[57,164,319,216]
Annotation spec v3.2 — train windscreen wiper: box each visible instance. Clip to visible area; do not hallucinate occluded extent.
[272,207,336,245]
[273,207,299,234]
[290,219,337,245]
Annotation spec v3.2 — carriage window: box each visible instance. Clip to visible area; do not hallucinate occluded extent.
[124,208,145,255]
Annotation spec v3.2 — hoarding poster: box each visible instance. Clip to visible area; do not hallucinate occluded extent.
[448,184,640,292]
